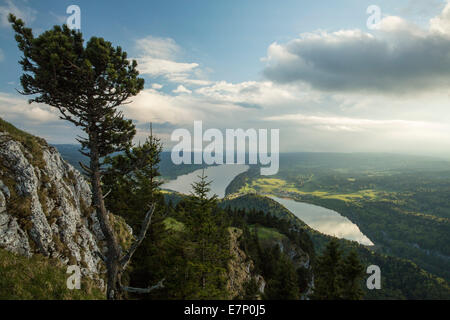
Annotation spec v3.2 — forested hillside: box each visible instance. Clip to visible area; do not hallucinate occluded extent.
[220,193,450,299]
[223,152,450,299]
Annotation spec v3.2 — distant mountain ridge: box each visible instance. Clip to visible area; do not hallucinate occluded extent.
[52,144,209,180]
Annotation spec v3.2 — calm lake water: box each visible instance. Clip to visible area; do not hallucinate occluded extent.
[271,196,373,246]
[162,164,249,198]
[163,164,373,245]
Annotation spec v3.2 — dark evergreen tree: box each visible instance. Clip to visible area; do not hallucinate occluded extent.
[182,170,230,299]
[265,252,300,300]
[312,239,365,300]
[103,125,163,228]
[312,238,343,300]
[339,250,365,300]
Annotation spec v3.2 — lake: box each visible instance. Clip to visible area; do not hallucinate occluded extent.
[271,196,373,245]
[162,164,373,245]
[162,164,249,198]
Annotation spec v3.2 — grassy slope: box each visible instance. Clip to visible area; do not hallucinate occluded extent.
[0,118,47,146]
[249,225,287,242]
[0,248,104,300]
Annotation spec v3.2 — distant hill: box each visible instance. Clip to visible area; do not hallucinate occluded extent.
[52,144,209,180]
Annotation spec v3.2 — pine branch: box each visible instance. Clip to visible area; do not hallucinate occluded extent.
[79,161,92,175]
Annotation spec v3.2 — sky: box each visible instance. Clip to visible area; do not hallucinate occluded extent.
[0,0,450,157]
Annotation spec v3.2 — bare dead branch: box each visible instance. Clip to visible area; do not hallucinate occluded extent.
[119,203,155,269]
[103,189,112,199]
[121,278,165,294]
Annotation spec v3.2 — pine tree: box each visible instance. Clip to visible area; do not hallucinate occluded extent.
[312,239,365,300]
[103,125,163,229]
[8,14,162,299]
[183,170,230,299]
[339,250,365,300]
[312,239,343,300]
[102,127,168,298]
[265,252,300,300]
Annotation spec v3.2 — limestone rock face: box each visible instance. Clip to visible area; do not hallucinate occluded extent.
[0,210,31,257]
[0,131,106,279]
[227,227,265,299]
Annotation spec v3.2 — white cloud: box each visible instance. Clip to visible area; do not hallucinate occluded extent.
[0,0,37,27]
[430,0,450,34]
[122,88,203,127]
[195,80,319,109]
[172,85,192,94]
[121,69,450,154]
[151,83,164,90]
[138,57,199,78]
[134,36,211,86]
[265,113,433,132]
[0,93,59,124]
[263,4,450,93]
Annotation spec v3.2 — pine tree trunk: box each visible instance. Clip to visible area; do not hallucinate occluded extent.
[90,134,122,300]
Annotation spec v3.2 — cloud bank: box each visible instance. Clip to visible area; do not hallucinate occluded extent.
[263,2,450,93]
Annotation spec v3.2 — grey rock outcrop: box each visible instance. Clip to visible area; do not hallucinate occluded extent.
[0,131,107,280]
[227,227,265,299]
[0,208,31,257]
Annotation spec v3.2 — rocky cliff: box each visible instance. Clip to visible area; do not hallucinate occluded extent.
[0,119,130,286]
[227,227,265,299]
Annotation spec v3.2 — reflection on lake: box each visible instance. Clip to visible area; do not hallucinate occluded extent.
[162,164,373,245]
[162,164,249,198]
[271,196,374,246]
